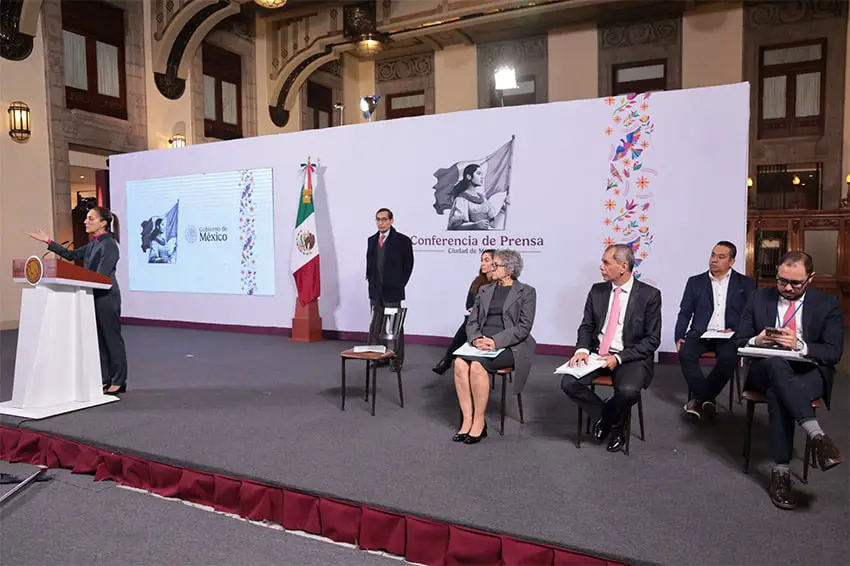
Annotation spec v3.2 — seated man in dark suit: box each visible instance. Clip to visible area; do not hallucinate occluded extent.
[736,251,843,510]
[675,241,756,420]
[561,244,662,453]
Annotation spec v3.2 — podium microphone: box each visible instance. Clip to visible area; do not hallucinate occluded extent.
[42,241,72,259]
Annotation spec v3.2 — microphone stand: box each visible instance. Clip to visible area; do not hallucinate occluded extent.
[42,241,72,259]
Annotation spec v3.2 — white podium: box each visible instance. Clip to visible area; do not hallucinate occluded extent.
[0,256,119,419]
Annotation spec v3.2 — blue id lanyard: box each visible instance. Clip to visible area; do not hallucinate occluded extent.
[776,300,804,329]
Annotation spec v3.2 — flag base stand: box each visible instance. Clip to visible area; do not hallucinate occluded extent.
[292,299,322,342]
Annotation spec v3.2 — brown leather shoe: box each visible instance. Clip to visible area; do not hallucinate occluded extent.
[769,468,796,510]
[813,434,843,472]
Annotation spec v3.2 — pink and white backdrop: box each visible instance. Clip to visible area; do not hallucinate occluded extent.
[109,82,750,353]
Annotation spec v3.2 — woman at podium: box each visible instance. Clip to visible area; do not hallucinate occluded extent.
[28,206,128,395]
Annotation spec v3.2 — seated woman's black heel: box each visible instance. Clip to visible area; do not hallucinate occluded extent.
[432,358,452,375]
[452,432,468,442]
[463,423,488,444]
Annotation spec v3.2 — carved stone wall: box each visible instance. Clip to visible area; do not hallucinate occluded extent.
[476,35,547,109]
[191,28,258,144]
[743,0,847,209]
[42,0,147,243]
[597,16,682,96]
[373,51,434,120]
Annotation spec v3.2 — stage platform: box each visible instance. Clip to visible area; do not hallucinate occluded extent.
[1,326,847,565]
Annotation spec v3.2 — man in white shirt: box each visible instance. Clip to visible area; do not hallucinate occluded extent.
[674,241,756,419]
[561,244,662,453]
[736,251,843,510]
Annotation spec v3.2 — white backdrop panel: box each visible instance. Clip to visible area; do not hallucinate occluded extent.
[110,83,749,352]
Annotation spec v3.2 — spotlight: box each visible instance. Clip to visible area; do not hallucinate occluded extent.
[360,95,381,121]
[493,66,518,91]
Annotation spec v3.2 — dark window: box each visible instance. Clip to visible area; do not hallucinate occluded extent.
[203,43,242,140]
[612,60,666,96]
[754,163,822,210]
[62,0,127,120]
[305,81,333,129]
[491,76,536,107]
[758,41,825,139]
[386,90,426,119]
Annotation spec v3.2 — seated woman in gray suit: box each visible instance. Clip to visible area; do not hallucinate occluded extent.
[432,248,495,375]
[453,249,536,444]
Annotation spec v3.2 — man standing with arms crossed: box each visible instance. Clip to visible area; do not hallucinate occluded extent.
[366,208,414,369]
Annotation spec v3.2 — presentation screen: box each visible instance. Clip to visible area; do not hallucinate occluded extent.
[125,168,275,296]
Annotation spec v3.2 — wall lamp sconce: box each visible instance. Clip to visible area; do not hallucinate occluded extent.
[334,102,344,126]
[8,101,31,142]
[168,133,186,148]
[746,176,753,188]
[360,95,381,122]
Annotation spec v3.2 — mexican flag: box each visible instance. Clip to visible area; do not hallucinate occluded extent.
[291,160,321,306]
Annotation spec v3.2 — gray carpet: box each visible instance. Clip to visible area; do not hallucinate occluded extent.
[0,461,400,565]
[1,327,848,565]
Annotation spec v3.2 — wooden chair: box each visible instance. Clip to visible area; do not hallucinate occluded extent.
[741,390,824,483]
[575,375,645,455]
[689,351,743,413]
[339,308,407,416]
[458,367,524,436]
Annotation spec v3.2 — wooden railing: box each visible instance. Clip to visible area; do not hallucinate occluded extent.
[746,209,850,322]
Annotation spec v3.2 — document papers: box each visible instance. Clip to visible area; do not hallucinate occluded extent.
[353,345,387,354]
[554,354,607,379]
[701,330,734,340]
[453,343,504,358]
[737,346,810,362]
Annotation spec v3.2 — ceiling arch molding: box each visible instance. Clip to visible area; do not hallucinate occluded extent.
[153,0,241,100]
[0,0,42,61]
[268,45,350,127]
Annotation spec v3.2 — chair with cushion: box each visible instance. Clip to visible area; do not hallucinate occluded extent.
[575,375,645,455]
[340,308,407,416]
[741,390,825,483]
[458,367,524,436]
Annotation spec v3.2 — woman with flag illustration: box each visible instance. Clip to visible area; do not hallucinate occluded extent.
[27,206,129,395]
[446,164,509,231]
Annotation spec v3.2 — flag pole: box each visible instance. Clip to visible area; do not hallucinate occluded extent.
[292,155,323,342]
[499,135,515,230]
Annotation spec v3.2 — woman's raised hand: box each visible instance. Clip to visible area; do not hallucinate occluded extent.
[26,230,51,244]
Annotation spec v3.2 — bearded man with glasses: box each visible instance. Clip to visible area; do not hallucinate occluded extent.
[736,251,844,510]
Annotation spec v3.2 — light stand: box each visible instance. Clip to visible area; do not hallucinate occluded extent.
[0,466,49,505]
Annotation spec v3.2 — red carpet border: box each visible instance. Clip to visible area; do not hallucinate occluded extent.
[1,426,625,566]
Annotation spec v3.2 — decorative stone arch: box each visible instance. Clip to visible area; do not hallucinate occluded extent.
[0,0,44,60]
[269,46,349,127]
[152,0,243,100]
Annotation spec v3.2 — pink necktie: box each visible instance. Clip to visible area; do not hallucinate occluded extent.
[599,287,622,356]
[782,300,797,335]
[379,233,386,247]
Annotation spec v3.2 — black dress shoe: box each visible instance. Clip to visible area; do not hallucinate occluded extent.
[592,418,611,443]
[452,432,469,442]
[701,400,717,420]
[606,427,626,453]
[432,359,452,375]
[463,423,488,444]
[769,468,796,510]
[813,434,843,471]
